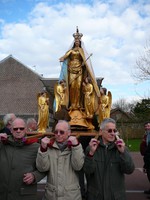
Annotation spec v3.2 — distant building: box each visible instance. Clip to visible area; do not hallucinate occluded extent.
[110,108,143,139]
[0,55,58,126]
[110,108,131,122]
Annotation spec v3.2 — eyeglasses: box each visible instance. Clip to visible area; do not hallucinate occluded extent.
[54,130,65,135]
[13,127,25,131]
[105,129,117,133]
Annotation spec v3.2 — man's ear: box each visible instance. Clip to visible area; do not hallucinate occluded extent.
[99,129,102,136]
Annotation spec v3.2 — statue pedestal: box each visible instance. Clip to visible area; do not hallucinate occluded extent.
[69,110,94,130]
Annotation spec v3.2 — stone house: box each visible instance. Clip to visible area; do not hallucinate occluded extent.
[0,55,57,127]
[111,108,143,139]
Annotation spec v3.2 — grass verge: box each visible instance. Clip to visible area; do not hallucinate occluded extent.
[125,138,141,152]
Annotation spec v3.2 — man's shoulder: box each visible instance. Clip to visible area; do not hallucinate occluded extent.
[0,127,11,135]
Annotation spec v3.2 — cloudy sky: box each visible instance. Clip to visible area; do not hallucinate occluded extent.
[0,0,150,104]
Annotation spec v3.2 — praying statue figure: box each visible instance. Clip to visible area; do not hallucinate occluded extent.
[54,79,68,112]
[37,91,49,133]
[99,87,112,124]
[82,77,94,118]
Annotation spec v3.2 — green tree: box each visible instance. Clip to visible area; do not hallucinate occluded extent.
[132,98,150,121]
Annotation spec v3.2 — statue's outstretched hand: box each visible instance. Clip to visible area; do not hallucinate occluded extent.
[59,57,64,62]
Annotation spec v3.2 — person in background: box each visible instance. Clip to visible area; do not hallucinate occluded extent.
[36,120,84,200]
[0,117,46,200]
[140,121,150,195]
[140,121,150,156]
[0,113,16,135]
[84,118,135,200]
[27,118,38,132]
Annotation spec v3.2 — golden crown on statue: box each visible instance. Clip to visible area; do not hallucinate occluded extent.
[73,26,83,40]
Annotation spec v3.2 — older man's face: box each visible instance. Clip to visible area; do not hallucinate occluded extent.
[101,122,117,144]
[54,122,70,143]
[11,119,26,139]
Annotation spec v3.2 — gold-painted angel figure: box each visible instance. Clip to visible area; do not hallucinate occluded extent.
[99,87,112,124]
[54,79,68,112]
[37,90,49,133]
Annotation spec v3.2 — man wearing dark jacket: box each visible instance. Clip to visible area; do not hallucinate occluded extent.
[0,117,46,200]
[140,121,150,195]
[84,118,135,200]
[143,143,150,199]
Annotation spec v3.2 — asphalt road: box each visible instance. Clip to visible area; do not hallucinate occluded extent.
[37,152,150,200]
[125,152,149,200]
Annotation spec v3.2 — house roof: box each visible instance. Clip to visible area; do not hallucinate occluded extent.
[110,108,133,121]
[40,77,58,96]
[0,55,44,115]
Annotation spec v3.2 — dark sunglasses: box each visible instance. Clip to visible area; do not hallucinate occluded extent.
[13,127,25,131]
[105,129,117,133]
[54,130,65,135]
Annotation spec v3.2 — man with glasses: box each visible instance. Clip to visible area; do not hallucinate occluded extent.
[84,118,135,200]
[0,117,46,200]
[36,120,84,200]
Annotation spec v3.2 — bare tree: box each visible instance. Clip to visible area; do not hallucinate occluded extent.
[112,98,136,112]
[133,41,150,81]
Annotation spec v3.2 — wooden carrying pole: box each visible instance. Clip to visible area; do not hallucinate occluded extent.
[26,131,99,139]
